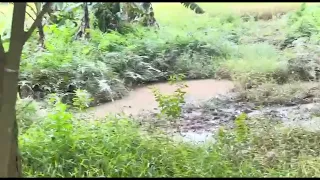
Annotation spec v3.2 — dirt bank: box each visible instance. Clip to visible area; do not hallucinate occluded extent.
[136,82,320,143]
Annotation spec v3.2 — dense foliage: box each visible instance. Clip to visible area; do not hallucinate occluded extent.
[3,2,320,177]
[18,3,320,105]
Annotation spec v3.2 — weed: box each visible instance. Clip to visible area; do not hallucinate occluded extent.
[72,89,94,111]
[237,82,320,106]
[218,43,286,88]
[16,97,40,134]
[235,113,249,143]
[20,99,320,177]
[151,74,188,119]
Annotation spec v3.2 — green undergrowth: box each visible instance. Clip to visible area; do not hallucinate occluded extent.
[19,17,239,105]
[13,4,320,106]
[217,4,320,90]
[237,82,320,106]
[0,4,319,107]
[19,100,320,177]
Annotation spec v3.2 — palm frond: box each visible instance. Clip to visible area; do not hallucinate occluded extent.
[181,2,205,14]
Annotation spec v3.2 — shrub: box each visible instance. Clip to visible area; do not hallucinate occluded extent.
[20,101,320,177]
[216,43,289,88]
[151,74,188,119]
[19,17,238,105]
[282,4,320,48]
[16,97,41,134]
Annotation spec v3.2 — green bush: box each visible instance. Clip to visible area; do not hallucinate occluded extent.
[283,4,320,48]
[16,97,41,134]
[216,43,289,88]
[19,17,238,105]
[20,101,320,177]
[151,74,188,119]
[21,100,203,177]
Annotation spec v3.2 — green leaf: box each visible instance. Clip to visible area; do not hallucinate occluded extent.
[180,2,205,14]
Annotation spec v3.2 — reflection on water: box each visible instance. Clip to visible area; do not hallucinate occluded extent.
[173,131,216,144]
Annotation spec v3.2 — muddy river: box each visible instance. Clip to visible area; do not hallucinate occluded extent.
[90,79,234,118]
[87,80,320,144]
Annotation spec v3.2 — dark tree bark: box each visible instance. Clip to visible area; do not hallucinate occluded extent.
[0,3,52,177]
[0,3,27,177]
[76,2,90,39]
[83,2,90,39]
[26,3,46,48]
[37,22,45,48]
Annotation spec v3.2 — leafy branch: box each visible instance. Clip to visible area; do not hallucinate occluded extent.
[181,2,205,14]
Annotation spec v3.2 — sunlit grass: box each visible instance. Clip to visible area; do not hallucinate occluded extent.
[153,3,320,25]
[1,3,319,30]
[154,3,320,16]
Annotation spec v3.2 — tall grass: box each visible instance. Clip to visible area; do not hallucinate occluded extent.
[19,100,320,177]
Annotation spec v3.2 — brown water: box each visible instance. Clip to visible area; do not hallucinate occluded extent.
[91,79,234,118]
[80,80,320,144]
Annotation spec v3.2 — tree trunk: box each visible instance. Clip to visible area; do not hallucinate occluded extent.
[37,23,45,48]
[83,2,90,39]
[0,3,27,177]
[76,2,90,39]
[7,120,21,177]
[0,38,5,109]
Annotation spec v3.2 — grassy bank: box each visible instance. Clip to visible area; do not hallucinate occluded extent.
[19,100,320,177]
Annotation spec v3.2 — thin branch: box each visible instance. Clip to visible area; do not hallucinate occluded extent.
[25,11,35,21]
[24,2,52,44]
[26,3,37,16]
[34,3,41,14]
